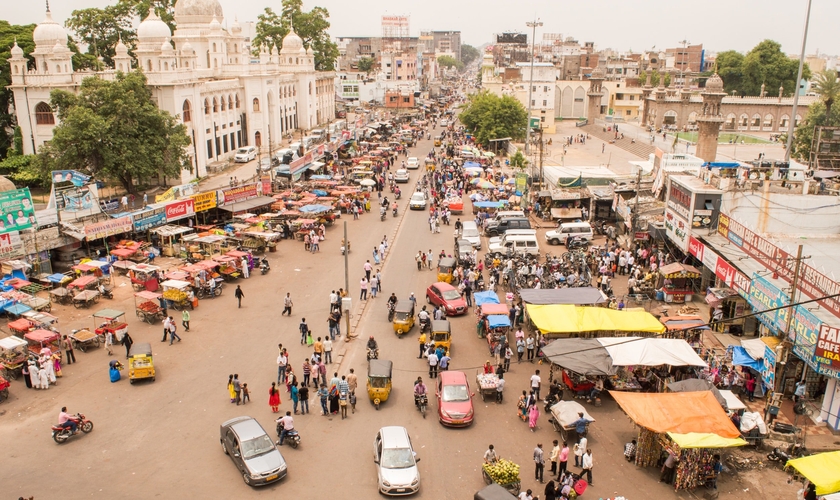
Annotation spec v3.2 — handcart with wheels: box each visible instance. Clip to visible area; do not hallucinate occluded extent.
[481,458,521,495]
[72,290,100,309]
[134,291,165,324]
[476,371,500,402]
[68,328,100,352]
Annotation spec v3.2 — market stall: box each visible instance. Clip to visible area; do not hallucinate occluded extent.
[611,391,746,491]
[152,225,195,257]
[526,304,666,337]
[517,287,607,306]
[706,287,747,335]
[23,329,59,355]
[787,451,840,497]
[659,315,709,340]
[128,264,160,292]
[135,291,165,324]
[160,280,194,310]
[0,335,28,380]
[657,263,701,304]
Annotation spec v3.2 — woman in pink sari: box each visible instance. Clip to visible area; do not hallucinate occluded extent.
[528,403,540,432]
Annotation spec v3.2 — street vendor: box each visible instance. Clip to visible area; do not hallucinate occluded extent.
[483,360,494,374]
[587,378,604,402]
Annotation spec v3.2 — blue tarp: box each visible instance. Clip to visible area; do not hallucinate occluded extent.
[473,201,509,208]
[310,175,332,180]
[4,303,32,315]
[487,315,511,328]
[703,162,740,169]
[299,204,332,214]
[47,274,67,284]
[729,346,763,371]
[463,161,481,169]
[474,291,500,306]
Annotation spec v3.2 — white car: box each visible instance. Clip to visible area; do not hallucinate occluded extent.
[409,192,427,210]
[234,146,256,163]
[394,169,410,183]
[405,157,420,170]
[374,426,420,496]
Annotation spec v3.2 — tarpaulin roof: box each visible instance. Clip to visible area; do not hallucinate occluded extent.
[611,391,742,439]
[487,315,511,328]
[741,338,773,361]
[542,337,707,376]
[474,291,500,307]
[526,304,666,334]
[730,345,763,372]
[660,315,709,331]
[668,379,726,408]
[667,433,747,449]
[787,451,840,495]
[480,303,509,316]
[518,287,606,305]
[719,390,746,411]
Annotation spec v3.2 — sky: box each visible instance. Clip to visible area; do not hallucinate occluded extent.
[5,0,839,56]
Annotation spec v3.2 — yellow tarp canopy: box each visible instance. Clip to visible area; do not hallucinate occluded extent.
[667,432,748,449]
[526,304,666,334]
[787,451,840,495]
[612,391,741,438]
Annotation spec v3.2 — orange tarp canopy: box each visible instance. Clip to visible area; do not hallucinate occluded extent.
[611,390,741,438]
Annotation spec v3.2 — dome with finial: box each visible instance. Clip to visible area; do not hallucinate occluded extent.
[52,40,71,54]
[11,41,24,57]
[33,2,68,49]
[138,10,172,41]
[174,0,224,25]
[209,15,221,31]
[161,39,174,53]
[306,47,313,56]
[115,36,128,55]
[281,29,304,54]
[181,41,193,54]
[706,73,724,92]
[230,17,242,34]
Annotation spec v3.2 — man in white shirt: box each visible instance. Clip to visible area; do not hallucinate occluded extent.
[530,370,542,400]
[277,351,287,384]
[427,351,438,379]
[322,338,333,364]
[276,411,295,445]
[581,448,593,485]
[518,488,533,500]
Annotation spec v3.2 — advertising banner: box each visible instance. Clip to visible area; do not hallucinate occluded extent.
[261,176,272,196]
[817,324,840,370]
[62,188,96,212]
[133,208,166,232]
[190,191,217,212]
[85,216,133,240]
[0,231,24,259]
[663,209,689,251]
[51,170,90,187]
[761,344,776,392]
[218,184,259,206]
[165,199,195,222]
[0,188,36,234]
[515,173,527,197]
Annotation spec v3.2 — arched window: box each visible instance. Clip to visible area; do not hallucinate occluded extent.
[164,62,169,71]
[221,97,226,111]
[309,82,312,95]
[234,44,238,53]
[35,102,55,125]
[55,64,61,73]
[214,58,218,69]
[213,43,217,52]
[235,95,240,109]
[213,98,218,112]
[182,100,192,122]
[253,98,260,112]
[147,60,152,71]
[254,131,262,147]
[204,99,210,115]
[118,63,123,71]
[228,95,233,110]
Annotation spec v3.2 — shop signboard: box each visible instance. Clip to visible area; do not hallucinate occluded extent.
[515,173,527,197]
[0,188,36,234]
[663,208,689,251]
[761,344,776,392]
[190,191,217,212]
[85,216,133,240]
[165,199,195,222]
[218,184,258,206]
[289,152,315,176]
[0,231,24,259]
[155,183,197,203]
[261,176,272,196]
[816,324,840,370]
[687,236,751,297]
[634,232,650,241]
[133,207,166,232]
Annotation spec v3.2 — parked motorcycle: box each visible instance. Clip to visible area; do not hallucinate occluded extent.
[275,420,301,449]
[97,284,114,300]
[51,413,94,444]
[387,302,396,322]
[767,442,806,465]
[196,279,223,299]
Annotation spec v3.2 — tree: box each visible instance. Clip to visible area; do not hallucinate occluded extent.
[0,154,42,186]
[118,0,178,34]
[715,50,744,94]
[437,55,463,71]
[356,56,374,74]
[461,44,480,65]
[740,40,810,97]
[33,71,191,193]
[791,101,840,164]
[459,90,528,146]
[65,3,136,69]
[0,21,35,159]
[510,150,528,170]
[811,69,840,120]
[253,0,339,71]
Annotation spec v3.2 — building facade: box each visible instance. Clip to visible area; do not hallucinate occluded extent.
[8,0,335,185]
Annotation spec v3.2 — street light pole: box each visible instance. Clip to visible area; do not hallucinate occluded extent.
[525,19,543,154]
[784,0,813,162]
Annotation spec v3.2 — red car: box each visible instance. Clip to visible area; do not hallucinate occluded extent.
[435,371,475,427]
[425,282,467,316]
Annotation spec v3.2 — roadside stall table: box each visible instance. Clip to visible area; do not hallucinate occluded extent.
[152,225,195,257]
[93,309,128,344]
[111,261,133,276]
[160,280,194,310]
[657,263,701,304]
[23,329,60,355]
[476,371,500,402]
[135,291,165,324]
[212,255,240,281]
[163,270,189,281]
[4,303,32,319]
[20,295,51,313]
[49,287,71,305]
[549,400,595,441]
[68,328,100,352]
[4,278,31,290]
[72,290,100,309]
[0,335,28,380]
[67,275,98,291]
[8,318,35,337]
[128,264,160,292]
[21,311,58,331]
[225,250,253,272]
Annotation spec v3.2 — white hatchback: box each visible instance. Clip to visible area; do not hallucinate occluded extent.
[409,192,427,210]
[405,157,420,170]
[374,426,420,496]
[394,169,410,183]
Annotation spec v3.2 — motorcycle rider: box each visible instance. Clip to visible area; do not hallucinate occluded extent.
[387,293,398,309]
[394,185,401,199]
[414,376,427,409]
[58,406,78,434]
[367,335,379,353]
[418,306,430,331]
[392,200,398,216]
[276,410,295,445]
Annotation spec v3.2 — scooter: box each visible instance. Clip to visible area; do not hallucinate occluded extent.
[395,189,401,200]
[366,347,379,361]
[419,316,430,333]
[275,420,301,449]
[259,258,270,275]
[97,285,114,300]
[392,206,398,217]
[51,413,94,444]
[380,207,387,221]
[415,393,428,419]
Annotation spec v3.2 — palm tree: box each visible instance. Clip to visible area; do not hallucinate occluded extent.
[812,69,840,119]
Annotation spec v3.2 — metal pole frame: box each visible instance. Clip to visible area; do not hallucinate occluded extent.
[525,20,542,154]
[784,0,813,162]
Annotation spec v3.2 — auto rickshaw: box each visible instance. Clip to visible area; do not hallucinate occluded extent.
[437,257,457,284]
[425,158,436,172]
[434,136,442,147]
[431,319,452,355]
[366,359,392,410]
[128,342,155,384]
[392,301,415,336]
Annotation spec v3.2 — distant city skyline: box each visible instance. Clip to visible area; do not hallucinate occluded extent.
[4,0,839,56]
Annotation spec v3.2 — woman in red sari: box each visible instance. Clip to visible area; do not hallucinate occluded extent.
[269,382,282,412]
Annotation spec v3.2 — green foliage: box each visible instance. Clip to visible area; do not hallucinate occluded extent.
[742,40,810,97]
[253,0,339,71]
[459,90,528,147]
[461,44,480,65]
[0,154,43,186]
[0,21,36,159]
[438,55,463,71]
[510,150,528,170]
[66,3,136,68]
[638,70,670,88]
[33,71,191,193]
[811,69,840,119]
[715,50,744,94]
[791,101,840,163]
[357,56,374,74]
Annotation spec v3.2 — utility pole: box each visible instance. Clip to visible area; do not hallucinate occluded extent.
[538,128,545,189]
[775,244,804,395]
[632,167,642,230]
[524,19,543,154]
[343,220,351,342]
[784,0,813,162]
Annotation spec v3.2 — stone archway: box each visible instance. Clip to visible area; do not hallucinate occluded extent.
[664,110,678,126]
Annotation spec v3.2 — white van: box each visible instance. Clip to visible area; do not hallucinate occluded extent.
[234,146,257,163]
[545,221,594,246]
[487,232,540,257]
[490,210,526,224]
[488,229,537,246]
[460,221,481,250]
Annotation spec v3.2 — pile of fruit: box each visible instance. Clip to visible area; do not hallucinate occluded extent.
[162,289,187,302]
[483,459,520,485]
[137,301,160,312]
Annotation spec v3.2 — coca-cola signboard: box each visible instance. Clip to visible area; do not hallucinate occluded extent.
[165,199,195,222]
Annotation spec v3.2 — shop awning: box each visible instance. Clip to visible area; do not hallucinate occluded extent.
[787,451,840,495]
[541,337,706,376]
[487,315,510,328]
[719,390,746,411]
[729,345,763,371]
[550,208,582,220]
[660,315,709,331]
[218,196,275,213]
[668,379,726,408]
[659,262,701,278]
[518,287,606,305]
[611,391,742,438]
[667,432,747,449]
[474,291,500,307]
[526,304,666,334]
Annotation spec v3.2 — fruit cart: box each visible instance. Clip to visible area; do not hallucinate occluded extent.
[50,287,71,305]
[160,280,194,310]
[0,335,28,380]
[23,329,59,355]
[128,264,160,292]
[7,317,35,338]
[481,458,521,495]
[134,291,165,324]
[72,289,100,309]
[476,371,500,402]
[212,255,241,282]
[68,328,100,352]
[93,309,128,345]
[548,400,595,442]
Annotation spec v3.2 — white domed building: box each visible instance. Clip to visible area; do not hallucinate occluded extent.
[8,0,336,184]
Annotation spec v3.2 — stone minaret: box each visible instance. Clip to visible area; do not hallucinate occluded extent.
[587,67,605,121]
[695,73,727,162]
[641,65,653,126]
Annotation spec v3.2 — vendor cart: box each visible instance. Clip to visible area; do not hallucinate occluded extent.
[4,303,32,319]
[67,275,98,291]
[548,400,595,441]
[7,318,35,337]
[212,255,241,282]
[68,328,100,352]
[134,291,165,324]
[0,335,28,380]
[128,264,160,292]
[23,329,59,355]
[20,295,51,313]
[72,289,100,309]
[49,286,71,305]
[476,371,500,402]
[481,458,521,495]
[160,280,194,310]
[93,309,128,344]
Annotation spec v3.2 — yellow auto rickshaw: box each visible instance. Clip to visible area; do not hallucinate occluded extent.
[128,342,155,384]
[431,319,452,355]
[367,359,392,410]
[434,135,442,147]
[425,158,436,172]
[392,301,415,336]
[437,257,457,284]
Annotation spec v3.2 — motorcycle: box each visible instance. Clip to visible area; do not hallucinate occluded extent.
[392,206,398,217]
[196,279,223,299]
[543,393,561,413]
[51,413,94,444]
[387,302,396,321]
[97,285,114,300]
[767,442,806,465]
[395,189,401,200]
[566,236,590,250]
[380,208,387,221]
[415,393,428,419]
[259,258,270,275]
[366,346,379,361]
[419,316,430,333]
[275,420,301,449]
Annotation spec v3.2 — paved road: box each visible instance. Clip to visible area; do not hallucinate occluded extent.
[0,133,798,499]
